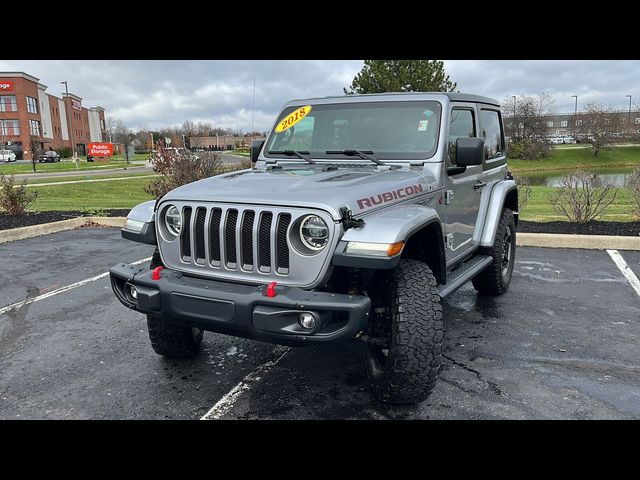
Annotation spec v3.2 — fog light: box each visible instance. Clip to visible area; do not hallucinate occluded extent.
[298,312,316,329]
[127,284,138,300]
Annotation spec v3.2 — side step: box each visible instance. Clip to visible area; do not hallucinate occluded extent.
[438,255,492,298]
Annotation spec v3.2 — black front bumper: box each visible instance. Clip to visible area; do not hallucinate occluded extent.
[110,263,371,346]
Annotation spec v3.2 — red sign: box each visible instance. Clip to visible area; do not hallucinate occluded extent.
[71,99,82,110]
[88,143,113,156]
[0,81,13,91]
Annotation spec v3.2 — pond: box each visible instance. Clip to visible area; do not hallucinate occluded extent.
[519,168,634,187]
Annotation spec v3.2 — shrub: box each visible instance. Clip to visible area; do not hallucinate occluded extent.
[547,170,617,223]
[512,172,532,211]
[145,146,227,198]
[626,166,640,218]
[55,147,72,159]
[507,138,550,160]
[0,174,38,215]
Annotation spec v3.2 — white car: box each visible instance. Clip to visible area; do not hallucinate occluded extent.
[0,149,17,162]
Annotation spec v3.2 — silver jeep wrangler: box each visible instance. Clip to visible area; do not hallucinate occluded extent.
[111,92,518,404]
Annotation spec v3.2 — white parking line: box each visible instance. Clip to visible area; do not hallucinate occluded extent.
[607,249,640,298]
[0,256,152,316]
[200,346,291,420]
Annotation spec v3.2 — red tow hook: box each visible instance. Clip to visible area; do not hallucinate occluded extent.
[151,266,164,281]
[266,281,278,298]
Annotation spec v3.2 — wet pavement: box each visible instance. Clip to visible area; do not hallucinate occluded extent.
[1,228,639,419]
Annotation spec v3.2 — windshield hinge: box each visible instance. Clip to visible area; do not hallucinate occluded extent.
[340,207,365,230]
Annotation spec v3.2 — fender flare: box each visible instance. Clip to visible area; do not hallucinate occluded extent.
[479,180,518,247]
[121,200,157,245]
[332,204,442,270]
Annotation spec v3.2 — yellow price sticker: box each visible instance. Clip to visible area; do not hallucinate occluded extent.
[275,105,312,133]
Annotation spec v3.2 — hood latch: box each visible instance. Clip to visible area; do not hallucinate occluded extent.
[340,207,365,230]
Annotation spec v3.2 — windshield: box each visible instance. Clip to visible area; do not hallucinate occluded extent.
[264,101,441,161]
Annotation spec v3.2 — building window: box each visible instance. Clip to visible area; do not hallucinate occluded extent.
[547,121,554,127]
[560,120,568,127]
[635,117,640,124]
[576,119,583,126]
[0,119,20,136]
[26,96,38,114]
[100,119,105,130]
[29,119,41,136]
[0,95,17,112]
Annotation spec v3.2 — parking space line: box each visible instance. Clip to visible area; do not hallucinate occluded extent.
[200,347,291,420]
[607,249,640,298]
[0,256,152,316]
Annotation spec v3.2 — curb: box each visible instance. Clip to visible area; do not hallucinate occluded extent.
[0,216,126,244]
[517,232,640,251]
[1,218,639,251]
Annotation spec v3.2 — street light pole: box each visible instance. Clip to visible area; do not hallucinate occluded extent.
[512,95,517,138]
[571,95,578,139]
[625,95,632,139]
[61,81,77,162]
[250,77,256,147]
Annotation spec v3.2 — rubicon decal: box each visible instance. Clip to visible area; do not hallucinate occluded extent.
[357,184,425,210]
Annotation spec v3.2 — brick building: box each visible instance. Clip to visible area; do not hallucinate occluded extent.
[541,111,640,137]
[0,72,108,160]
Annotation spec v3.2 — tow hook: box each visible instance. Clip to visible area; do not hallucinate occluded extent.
[355,331,390,348]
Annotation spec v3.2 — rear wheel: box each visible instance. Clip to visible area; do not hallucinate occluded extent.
[365,259,443,404]
[472,208,516,295]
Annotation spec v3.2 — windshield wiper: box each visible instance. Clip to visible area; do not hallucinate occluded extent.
[325,149,385,166]
[267,150,315,165]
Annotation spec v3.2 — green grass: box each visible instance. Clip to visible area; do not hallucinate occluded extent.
[0,160,146,175]
[28,177,155,211]
[520,186,635,222]
[510,146,640,173]
[229,150,250,157]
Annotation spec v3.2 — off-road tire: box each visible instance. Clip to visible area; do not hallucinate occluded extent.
[147,314,204,358]
[365,259,443,404]
[472,208,516,295]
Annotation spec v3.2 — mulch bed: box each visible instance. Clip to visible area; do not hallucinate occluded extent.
[0,210,130,231]
[1,210,639,237]
[519,220,640,236]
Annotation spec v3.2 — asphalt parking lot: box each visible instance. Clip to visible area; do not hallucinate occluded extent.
[1,227,639,419]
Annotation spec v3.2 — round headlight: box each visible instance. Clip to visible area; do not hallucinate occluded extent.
[165,205,182,237]
[299,215,329,251]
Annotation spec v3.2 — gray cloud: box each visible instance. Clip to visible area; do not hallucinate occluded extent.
[0,60,637,131]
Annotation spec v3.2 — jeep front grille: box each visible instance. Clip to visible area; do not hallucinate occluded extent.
[180,205,291,275]
[157,201,338,288]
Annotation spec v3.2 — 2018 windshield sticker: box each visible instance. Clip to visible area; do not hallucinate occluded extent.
[275,105,312,133]
[356,184,425,210]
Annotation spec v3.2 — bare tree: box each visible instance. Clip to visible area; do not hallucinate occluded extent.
[107,117,134,153]
[502,93,554,160]
[627,166,640,218]
[29,135,43,172]
[548,170,617,223]
[578,103,622,156]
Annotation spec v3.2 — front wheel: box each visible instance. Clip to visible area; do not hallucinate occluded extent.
[365,259,443,404]
[472,208,516,295]
[147,314,203,358]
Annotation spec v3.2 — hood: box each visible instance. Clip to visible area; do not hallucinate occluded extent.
[161,164,439,220]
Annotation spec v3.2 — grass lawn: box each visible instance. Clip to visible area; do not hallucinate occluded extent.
[520,186,635,222]
[230,150,250,157]
[510,146,640,173]
[0,160,146,175]
[28,177,155,212]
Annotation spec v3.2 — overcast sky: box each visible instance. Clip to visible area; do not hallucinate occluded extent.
[1,60,637,132]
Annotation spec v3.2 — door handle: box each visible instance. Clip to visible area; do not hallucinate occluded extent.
[474,181,487,190]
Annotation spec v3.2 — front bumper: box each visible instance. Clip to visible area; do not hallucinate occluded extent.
[110,263,371,346]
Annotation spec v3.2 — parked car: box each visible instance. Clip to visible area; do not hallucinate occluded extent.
[2,144,23,160]
[0,149,17,162]
[112,92,518,405]
[39,151,61,163]
[560,135,576,144]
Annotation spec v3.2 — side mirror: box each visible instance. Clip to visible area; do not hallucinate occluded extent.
[250,139,265,164]
[456,137,484,167]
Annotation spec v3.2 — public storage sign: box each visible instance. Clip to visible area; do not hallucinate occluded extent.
[88,143,113,156]
[0,81,13,91]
